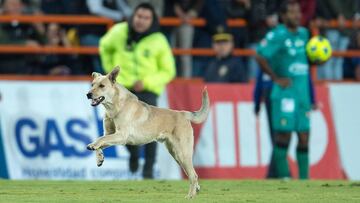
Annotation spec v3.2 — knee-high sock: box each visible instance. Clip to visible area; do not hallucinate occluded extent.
[273,144,290,178]
[296,147,309,179]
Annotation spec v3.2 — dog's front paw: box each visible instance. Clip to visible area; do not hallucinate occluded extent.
[96,149,104,167]
[87,143,96,151]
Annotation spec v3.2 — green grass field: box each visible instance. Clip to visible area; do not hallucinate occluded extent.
[1,179,359,203]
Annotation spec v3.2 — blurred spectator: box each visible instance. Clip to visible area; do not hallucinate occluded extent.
[164,0,204,78]
[191,0,226,77]
[40,0,68,14]
[343,30,360,81]
[255,0,314,179]
[253,69,316,178]
[253,70,275,177]
[355,61,360,81]
[298,0,316,26]
[59,0,131,75]
[246,0,281,80]
[83,0,131,74]
[99,3,175,179]
[315,0,359,80]
[86,0,131,73]
[203,28,248,83]
[86,0,131,21]
[0,0,44,74]
[127,0,163,17]
[217,0,252,48]
[247,0,315,79]
[39,23,77,75]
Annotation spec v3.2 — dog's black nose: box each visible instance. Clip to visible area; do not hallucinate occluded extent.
[86,92,92,99]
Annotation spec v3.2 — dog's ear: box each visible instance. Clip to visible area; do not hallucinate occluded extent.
[108,66,120,83]
[92,72,101,78]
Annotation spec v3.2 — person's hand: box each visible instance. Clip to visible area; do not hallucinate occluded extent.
[313,18,326,27]
[32,10,46,35]
[312,102,323,111]
[174,5,186,22]
[309,58,327,66]
[25,40,40,47]
[266,14,278,27]
[338,14,346,29]
[237,0,251,9]
[183,10,197,24]
[353,13,360,29]
[274,77,291,88]
[133,80,144,92]
[254,107,260,117]
[49,65,71,75]
[60,29,71,47]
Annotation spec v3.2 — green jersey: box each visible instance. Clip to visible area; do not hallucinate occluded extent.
[257,24,311,132]
[257,24,310,106]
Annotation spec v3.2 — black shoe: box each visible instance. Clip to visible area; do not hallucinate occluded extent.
[142,170,154,179]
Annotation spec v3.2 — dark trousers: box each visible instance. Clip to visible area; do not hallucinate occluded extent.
[265,94,277,178]
[127,91,158,179]
[260,88,278,178]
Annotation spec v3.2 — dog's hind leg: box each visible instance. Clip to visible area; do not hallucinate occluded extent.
[165,131,199,199]
[181,150,200,199]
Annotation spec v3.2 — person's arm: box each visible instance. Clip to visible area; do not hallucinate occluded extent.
[253,70,264,116]
[87,0,129,21]
[255,54,290,88]
[99,26,117,73]
[308,73,316,107]
[142,36,176,91]
[116,0,132,19]
[190,0,204,16]
[256,31,290,87]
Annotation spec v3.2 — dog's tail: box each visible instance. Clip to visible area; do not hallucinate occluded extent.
[185,87,210,124]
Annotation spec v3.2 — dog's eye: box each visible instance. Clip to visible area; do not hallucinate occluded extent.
[99,84,105,88]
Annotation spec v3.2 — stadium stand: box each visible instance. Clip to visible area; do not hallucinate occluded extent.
[0,0,359,79]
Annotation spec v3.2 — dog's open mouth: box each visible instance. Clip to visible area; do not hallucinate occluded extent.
[91,96,105,106]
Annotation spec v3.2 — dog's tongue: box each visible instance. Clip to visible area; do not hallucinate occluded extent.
[91,96,104,106]
[91,98,98,106]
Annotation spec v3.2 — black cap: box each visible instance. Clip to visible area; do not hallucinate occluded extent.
[212,26,233,42]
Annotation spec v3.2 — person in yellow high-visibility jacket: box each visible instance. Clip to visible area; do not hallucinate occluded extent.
[99,2,176,179]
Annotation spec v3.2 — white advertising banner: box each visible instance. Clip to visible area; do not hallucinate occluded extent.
[0,81,180,180]
[329,84,360,180]
[1,80,359,180]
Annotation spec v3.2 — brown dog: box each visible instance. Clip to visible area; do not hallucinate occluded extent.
[86,67,209,198]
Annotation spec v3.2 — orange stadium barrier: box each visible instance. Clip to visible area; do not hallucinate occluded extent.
[0,45,359,58]
[0,12,359,80]
[0,15,114,29]
[0,15,358,57]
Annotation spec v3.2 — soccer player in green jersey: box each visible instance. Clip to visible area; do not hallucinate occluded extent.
[256,0,311,179]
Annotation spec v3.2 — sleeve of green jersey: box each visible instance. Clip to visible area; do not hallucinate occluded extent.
[256,31,283,60]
